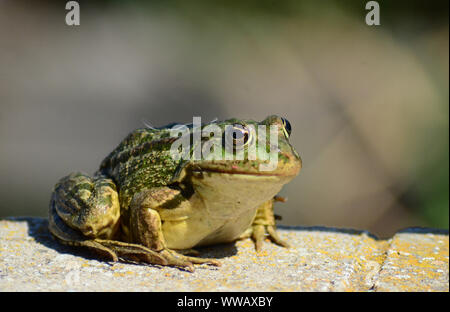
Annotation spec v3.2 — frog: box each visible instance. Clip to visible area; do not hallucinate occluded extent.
[48,115,302,271]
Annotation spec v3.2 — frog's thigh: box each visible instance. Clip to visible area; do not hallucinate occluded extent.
[49,172,121,240]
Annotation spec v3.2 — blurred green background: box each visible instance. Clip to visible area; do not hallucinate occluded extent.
[0,0,448,238]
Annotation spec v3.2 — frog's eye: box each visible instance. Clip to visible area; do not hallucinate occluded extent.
[224,125,252,152]
[231,125,251,147]
[281,117,292,138]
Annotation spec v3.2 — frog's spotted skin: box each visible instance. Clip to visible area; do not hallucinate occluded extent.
[49,115,302,271]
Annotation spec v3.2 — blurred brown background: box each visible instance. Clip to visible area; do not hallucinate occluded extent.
[0,0,448,238]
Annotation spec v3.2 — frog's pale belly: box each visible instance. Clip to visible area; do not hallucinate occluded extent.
[162,207,257,249]
[162,172,290,249]
[195,206,257,247]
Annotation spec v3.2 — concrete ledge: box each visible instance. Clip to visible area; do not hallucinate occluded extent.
[0,217,448,291]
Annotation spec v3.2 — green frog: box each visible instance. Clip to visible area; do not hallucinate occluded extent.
[48,115,302,271]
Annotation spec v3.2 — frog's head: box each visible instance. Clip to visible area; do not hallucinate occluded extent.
[188,115,302,178]
[172,115,301,216]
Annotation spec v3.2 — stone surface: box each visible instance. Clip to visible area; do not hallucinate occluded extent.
[0,217,448,292]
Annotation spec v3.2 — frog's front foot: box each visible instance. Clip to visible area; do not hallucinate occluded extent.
[250,224,290,252]
[241,197,290,252]
[129,189,220,272]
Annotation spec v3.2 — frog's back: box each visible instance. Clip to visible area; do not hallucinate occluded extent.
[98,127,181,209]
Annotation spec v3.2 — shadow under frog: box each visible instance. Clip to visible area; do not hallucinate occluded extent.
[20,217,237,268]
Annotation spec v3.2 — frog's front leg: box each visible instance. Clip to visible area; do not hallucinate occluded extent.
[129,187,220,272]
[240,196,290,252]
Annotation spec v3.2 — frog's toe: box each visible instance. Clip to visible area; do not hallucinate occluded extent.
[267,225,290,248]
[251,225,289,252]
[159,249,220,272]
[82,240,119,262]
[182,255,221,267]
[93,239,168,266]
[251,224,266,252]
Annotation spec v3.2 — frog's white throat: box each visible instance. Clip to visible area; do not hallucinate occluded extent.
[190,172,292,220]
[163,172,294,249]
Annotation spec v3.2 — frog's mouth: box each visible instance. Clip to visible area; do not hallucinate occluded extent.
[192,168,299,177]
[189,152,302,178]
[191,159,301,178]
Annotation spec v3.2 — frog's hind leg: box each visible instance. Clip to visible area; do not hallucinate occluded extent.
[48,194,119,261]
[48,172,166,265]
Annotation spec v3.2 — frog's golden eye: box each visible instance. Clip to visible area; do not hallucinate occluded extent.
[281,117,292,138]
[231,125,251,147]
[224,125,252,152]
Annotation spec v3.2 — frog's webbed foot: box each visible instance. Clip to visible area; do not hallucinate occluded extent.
[241,196,290,252]
[89,239,168,265]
